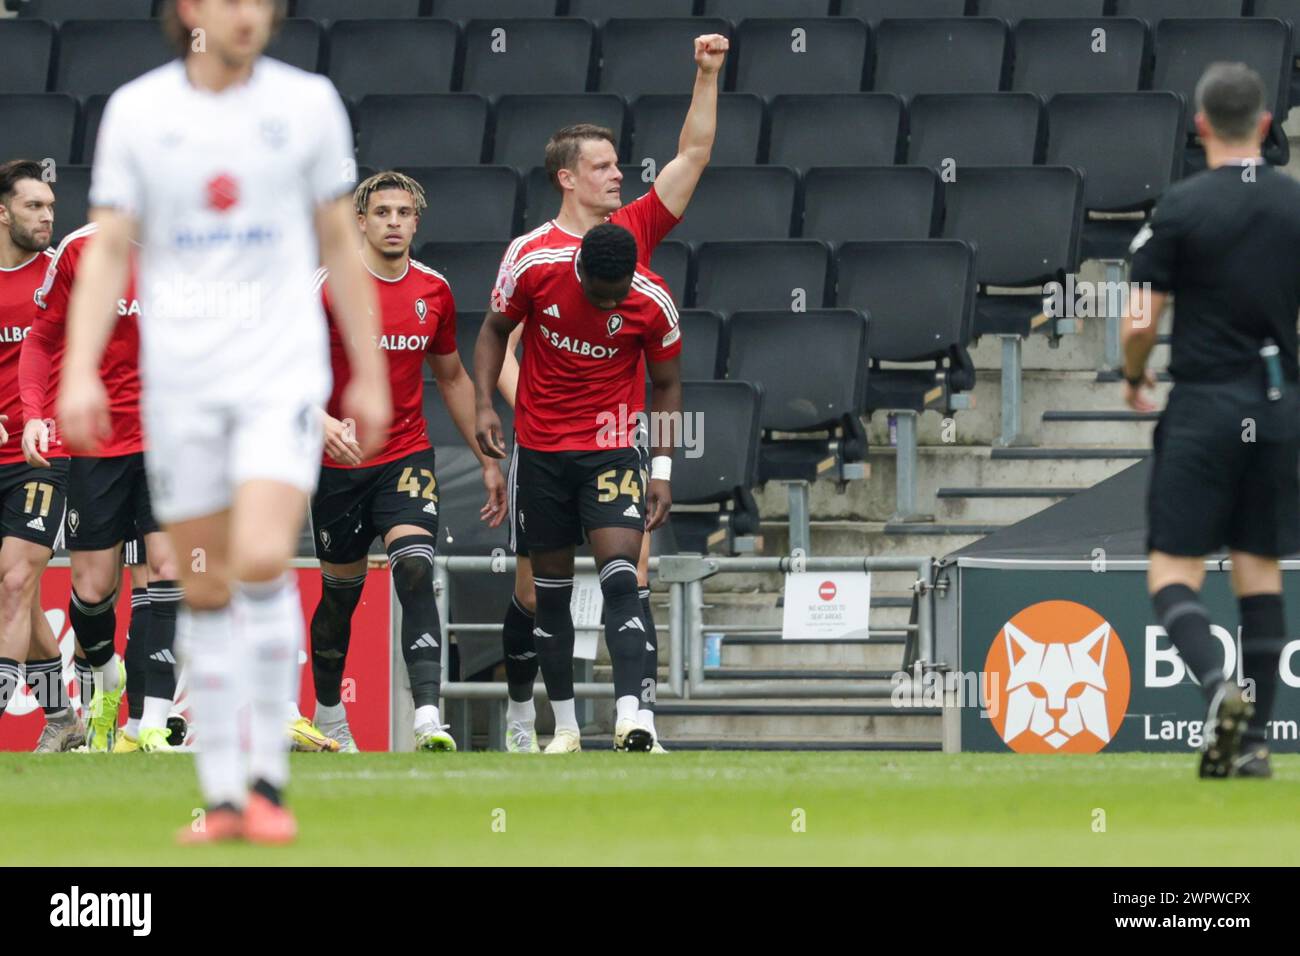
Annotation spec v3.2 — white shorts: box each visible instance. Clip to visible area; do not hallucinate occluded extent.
[142,397,324,523]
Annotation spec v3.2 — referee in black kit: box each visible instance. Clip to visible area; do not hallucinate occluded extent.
[1122,62,1299,780]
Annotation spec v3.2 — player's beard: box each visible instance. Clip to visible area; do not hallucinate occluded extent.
[9,221,50,254]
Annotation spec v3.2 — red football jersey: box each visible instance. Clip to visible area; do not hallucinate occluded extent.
[0,249,56,465]
[319,258,457,468]
[499,245,682,452]
[491,185,679,312]
[21,223,144,459]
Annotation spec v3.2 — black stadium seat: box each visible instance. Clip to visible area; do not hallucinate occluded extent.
[357,95,489,168]
[906,93,1043,168]
[1113,0,1246,25]
[670,380,763,554]
[417,242,509,314]
[667,166,797,243]
[836,239,975,521]
[674,310,726,380]
[692,240,829,314]
[1045,92,1184,260]
[838,0,966,23]
[19,0,152,21]
[568,0,695,23]
[78,94,107,163]
[491,94,625,168]
[702,0,833,19]
[1153,17,1291,134]
[650,240,690,303]
[54,20,174,97]
[399,166,520,245]
[727,309,869,486]
[328,20,458,96]
[296,0,423,20]
[47,164,91,244]
[767,93,903,169]
[1010,18,1147,97]
[599,18,732,97]
[940,165,1084,337]
[265,18,323,72]
[1253,0,1300,107]
[430,0,558,19]
[630,94,763,167]
[836,239,976,412]
[0,94,77,166]
[733,18,869,96]
[800,166,940,243]
[976,0,1105,20]
[873,18,1009,97]
[462,19,594,95]
[0,20,54,94]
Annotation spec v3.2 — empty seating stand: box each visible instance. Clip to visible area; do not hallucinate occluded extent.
[357,94,489,168]
[670,381,764,555]
[18,0,152,21]
[492,94,626,168]
[732,18,870,96]
[940,165,1084,446]
[0,20,54,94]
[0,94,77,166]
[1045,91,1184,368]
[54,20,174,97]
[873,18,1009,97]
[417,241,510,313]
[800,166,941,243]
[1152,17,1292,168]
[461,19,595,96]
[1009,17,1147,98]
[395,166,520,247]
[692,240,829,314]
[835,240,977,523]
[726,310,871,554]
[631,94,764,167]
[767,93,903,169]
[905,93,1043,168]
[327,19,459,96]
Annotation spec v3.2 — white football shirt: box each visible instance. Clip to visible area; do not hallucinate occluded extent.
[90,57,355,405]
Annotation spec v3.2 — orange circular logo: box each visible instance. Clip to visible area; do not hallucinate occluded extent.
[983,600,1131,754]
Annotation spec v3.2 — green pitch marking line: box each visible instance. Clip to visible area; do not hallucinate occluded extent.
[1,752,1296,866]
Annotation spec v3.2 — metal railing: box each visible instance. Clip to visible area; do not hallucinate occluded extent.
[434,553,937,707]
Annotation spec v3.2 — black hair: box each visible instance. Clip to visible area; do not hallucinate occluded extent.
[580,223,637,283]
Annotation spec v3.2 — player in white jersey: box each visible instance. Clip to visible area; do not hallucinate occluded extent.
[58,0,391,846]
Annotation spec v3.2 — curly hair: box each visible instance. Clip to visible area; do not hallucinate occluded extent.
[580,223,638,282]
[354,170,428,217]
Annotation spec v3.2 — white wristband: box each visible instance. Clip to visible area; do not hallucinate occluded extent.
[650,455,672,482]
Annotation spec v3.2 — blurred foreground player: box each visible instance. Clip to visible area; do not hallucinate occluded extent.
[475,224,682,753]
[1122,62,1300,779]
[309,171,505,752]
[488,33,727,753]
[0,159,82,750]
[59,0,389,843]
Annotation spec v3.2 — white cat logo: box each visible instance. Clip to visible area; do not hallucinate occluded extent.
[1003,621,1113,750]
[985,601,1131,754]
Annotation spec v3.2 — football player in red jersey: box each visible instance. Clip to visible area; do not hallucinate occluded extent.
[21,222,183,754]
[486,33,728,753]
[310,171,506,753]
[0,159,84,751]
[475,223,683,753]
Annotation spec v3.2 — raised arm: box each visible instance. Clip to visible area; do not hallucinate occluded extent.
[651,34,730,218]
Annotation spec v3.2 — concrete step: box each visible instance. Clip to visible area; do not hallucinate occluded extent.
[757,445,1142,522]
[653,700,941,744]
[720,636,908,670]
[934,486,1077,524]
[1039,409,1158,445]
[761,520,991,561]
[864,369,1170,447]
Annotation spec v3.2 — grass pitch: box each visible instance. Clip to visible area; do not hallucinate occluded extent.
[3,751,1298,866]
